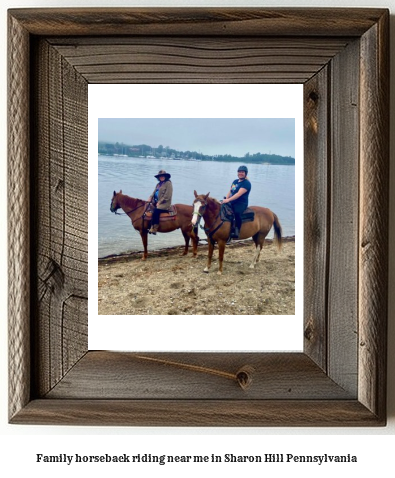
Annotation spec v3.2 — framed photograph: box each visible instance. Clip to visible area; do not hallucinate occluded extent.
[89,84,303,351]
[8,8,389,426]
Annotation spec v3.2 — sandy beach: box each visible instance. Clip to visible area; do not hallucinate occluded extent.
[98,237,295,315]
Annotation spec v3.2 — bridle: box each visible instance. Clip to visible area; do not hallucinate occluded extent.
[192,199,207,228]
[193,198,224,238]
[110,198,148,222]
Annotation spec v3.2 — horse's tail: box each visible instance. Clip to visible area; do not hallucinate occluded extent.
[273,213,282,251]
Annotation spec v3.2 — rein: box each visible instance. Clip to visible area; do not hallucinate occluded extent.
[205,216,224,236]
[194,201,224,239]
[112,201,148,223]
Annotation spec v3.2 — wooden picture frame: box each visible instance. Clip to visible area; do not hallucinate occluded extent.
[8,8,389,426]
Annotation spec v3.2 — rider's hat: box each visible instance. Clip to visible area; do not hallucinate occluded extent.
[154,170,171,180]
[238,165,248,174]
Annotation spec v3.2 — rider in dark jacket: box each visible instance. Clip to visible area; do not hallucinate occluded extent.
[222,165,251,239]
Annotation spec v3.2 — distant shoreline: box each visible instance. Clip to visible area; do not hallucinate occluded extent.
[99,235,295,264]
[99,155,296,166]
[98,153,295,166]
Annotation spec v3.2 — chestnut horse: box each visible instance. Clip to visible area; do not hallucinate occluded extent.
[110,190,198,260]
[191,191,282,274]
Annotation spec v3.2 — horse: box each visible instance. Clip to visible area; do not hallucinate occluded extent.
[191,191,282,274]
[110,190,198,260]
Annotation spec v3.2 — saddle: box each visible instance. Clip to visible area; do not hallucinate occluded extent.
[220,203,255,224]
[144,203,177,222]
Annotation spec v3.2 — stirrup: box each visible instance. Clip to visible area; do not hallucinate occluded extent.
[230,228,239,239]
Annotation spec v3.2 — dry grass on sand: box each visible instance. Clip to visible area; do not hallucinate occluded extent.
[98,237,295,316]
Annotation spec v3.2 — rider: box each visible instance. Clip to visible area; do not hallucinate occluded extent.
[147,170,173,235]
[222,165,251,239]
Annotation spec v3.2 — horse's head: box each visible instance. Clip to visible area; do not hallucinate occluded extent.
[191,190,210,226]
[110,190,122,213]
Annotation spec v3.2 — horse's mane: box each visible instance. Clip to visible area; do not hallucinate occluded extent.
[206,196,222,207]
[195,194,221,208]
[119,192,146,207]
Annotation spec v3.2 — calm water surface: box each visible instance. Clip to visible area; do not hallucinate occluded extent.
[99,156,295,257]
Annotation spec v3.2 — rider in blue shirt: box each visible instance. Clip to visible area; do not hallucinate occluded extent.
[222,165,251,239]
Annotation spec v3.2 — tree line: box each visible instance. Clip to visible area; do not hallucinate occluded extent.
[98,141,295,165]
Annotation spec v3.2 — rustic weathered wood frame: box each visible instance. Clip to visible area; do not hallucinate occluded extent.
[8,8,389,426]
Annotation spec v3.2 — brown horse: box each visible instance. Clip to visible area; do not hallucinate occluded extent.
[191,191,282,274]
[110,190,198,260]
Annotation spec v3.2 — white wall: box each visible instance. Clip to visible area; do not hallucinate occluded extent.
[1,0,394,475]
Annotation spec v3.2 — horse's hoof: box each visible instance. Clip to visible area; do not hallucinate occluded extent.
[203,267,209,273]
[217,271,222,275]
[249,264,255,269]
[141,257,147,261]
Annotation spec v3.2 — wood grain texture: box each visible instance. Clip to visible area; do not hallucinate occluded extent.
[11,399,383,427]
[327,40,360,396]
[30,39,88,398]
[7,8,389,426]
[49,37,350,84]
[358,12,389,420]
[46,352,354,400]
[303,68,329,370]
[8,13,31,421]
[8,7,387,37]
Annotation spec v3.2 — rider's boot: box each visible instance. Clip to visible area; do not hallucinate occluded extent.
[148,224,159,235]
[230,227,240,239]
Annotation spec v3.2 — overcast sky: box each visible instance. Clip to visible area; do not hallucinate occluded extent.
[98,118,295,158]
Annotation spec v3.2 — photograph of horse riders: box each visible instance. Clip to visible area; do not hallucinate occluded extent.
[99,117,297,316]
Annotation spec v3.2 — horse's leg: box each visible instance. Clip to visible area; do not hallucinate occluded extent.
[217,239,226,275]
[181,229,190,256]
[140,229,148,260]
[191,227,198,258]
[204,240,215,273]
[250,232,264,269]
[184,227,198,257]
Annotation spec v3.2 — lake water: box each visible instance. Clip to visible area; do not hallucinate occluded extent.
[98,156,295,257]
